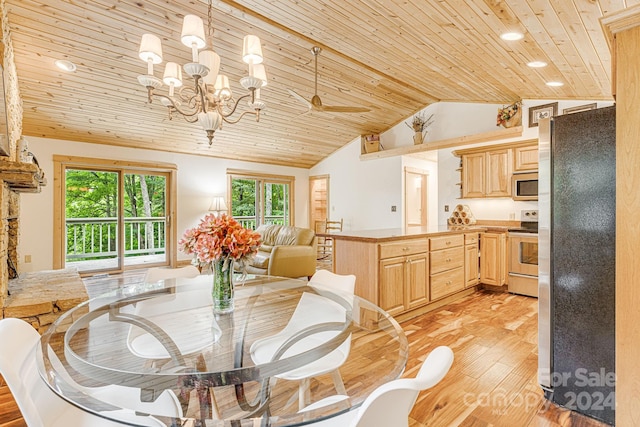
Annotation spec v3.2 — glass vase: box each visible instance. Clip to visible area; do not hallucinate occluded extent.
[212,258,234,314]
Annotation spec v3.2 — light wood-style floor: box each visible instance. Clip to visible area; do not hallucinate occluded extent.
[0,269,610,427]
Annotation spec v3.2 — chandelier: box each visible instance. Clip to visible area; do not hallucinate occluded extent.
[136,0,267,144]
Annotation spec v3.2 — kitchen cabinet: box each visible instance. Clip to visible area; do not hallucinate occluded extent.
[513,145,538,172]
[430,235,464,300]
[379,239,429,316]
[460,149,512,198]
[464,233,480,287]
[480,232,507,286]
[455,140,538,199]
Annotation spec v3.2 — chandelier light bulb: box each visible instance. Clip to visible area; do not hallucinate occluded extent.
[253,64,268,87]
[242,35,264,66]
[162,62,183,87]
[199,49,221,86]
[182,15,206,61]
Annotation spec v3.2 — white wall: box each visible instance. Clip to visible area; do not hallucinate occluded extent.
[313,99,615,229]
[19,137,310,273]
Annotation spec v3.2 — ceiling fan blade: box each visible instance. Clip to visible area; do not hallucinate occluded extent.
[319,105,371,113]
[287,89,312,109]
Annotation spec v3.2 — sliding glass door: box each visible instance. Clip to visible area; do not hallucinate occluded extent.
[229,170,293,229]
[58,159,172,274]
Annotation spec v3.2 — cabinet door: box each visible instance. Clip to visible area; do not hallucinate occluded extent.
[379,257,406,315]
[514,145,539,172]
[462,153,485,198]
[485,149,512,197]
[464,243,479,287]
[407,253,429,309]
[480,233,504,286]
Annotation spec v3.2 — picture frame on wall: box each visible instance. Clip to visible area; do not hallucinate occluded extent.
[562,103,597,115]
[528,102,558,127]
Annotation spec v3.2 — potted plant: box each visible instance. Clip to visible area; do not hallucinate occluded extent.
[496,101,522,128]
[406,112,434,145]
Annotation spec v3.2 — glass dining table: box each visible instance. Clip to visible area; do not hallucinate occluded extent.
[37,274,408,426]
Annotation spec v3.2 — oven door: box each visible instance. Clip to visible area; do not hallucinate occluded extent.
[508,233,538,277]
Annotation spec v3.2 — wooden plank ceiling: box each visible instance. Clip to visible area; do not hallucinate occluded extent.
[5,0,626,168]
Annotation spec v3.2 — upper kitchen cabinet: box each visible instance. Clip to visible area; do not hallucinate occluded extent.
[454,139,537,199]
[513,145,539,172]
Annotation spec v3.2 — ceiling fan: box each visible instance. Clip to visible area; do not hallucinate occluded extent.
[288,47,371,113]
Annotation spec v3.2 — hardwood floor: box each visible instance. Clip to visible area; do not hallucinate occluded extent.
[0,270,611,427]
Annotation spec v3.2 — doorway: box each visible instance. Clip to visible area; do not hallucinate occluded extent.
[404,167,428,227]
[54,156,176,275]
[309,175,329,234]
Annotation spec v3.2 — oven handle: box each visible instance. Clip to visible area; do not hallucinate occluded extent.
[508,272,538,279]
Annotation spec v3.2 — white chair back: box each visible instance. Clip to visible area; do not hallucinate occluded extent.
[309,269,356,295]
[299,346,454,427]
[144,265,200,283]
[0,318,172,426]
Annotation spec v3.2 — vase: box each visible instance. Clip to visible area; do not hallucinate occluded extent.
[502,109,522,128]
[212,258,234,314]
[413,131,424,145]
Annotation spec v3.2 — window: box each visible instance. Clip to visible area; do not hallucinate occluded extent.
[227,169,294,229]
[53,156,177,274]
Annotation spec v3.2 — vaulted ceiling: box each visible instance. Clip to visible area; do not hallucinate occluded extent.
[5,0,624,168]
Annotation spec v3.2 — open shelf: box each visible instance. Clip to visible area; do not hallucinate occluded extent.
[359,126,523,161]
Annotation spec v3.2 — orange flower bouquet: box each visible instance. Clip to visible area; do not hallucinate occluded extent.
[179,213,261,313]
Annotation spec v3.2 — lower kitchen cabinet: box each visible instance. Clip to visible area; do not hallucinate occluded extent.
[480,231,507,286]
[379,242,429,316]
[464,233,480,287]
[430,235,464,301]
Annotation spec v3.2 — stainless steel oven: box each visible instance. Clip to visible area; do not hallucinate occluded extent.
[507,210,538,297]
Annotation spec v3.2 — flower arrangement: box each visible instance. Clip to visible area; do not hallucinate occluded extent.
[179,213,261,272]
[496,101,521,127]
[406,111,435,134]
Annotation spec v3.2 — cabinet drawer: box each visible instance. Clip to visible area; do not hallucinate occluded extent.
[379,239,429,259]
[464,233,479,245]
[430,247,464,274]
[430,234,464,251]
[431,267,464,300]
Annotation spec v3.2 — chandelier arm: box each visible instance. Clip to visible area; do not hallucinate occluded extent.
[219,93,253,118]
[152,94,201,119]
[221,110,257,125]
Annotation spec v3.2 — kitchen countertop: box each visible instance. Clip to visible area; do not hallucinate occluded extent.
[318,225,489,243]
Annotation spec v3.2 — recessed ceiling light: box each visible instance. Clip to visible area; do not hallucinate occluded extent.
[546,81,564,87]
[55,59,77,72]
[500,32,524,41]
[527,61,548,68]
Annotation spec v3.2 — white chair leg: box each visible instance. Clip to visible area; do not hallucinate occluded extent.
[298,378,311,412]
[331,369,347,395]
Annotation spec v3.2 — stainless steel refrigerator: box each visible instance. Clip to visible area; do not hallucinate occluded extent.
[538,106,615,425]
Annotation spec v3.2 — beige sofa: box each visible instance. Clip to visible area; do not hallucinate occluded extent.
[241,224,317,278]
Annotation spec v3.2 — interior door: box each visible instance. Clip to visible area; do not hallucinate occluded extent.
[309,175,329,234]
[404,167,427,227]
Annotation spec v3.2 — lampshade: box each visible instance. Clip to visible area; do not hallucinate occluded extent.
[162,62,183,87]
[139,34,163,64]
[214,74,231,99]
[181,15,207,49]
[253,63,268,87]
[242,35,263,64]
[209,196,228,213]
[199,49,221,86]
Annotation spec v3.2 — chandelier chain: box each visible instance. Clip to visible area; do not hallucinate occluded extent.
[207,0,214,40]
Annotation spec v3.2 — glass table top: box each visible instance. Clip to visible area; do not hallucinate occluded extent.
[37,274,408,426]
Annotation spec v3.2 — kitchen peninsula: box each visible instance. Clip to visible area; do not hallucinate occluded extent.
[328,226,492,321]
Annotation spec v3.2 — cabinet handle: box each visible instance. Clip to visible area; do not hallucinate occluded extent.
[446,241,451,245]
[446,258,451,262]
[402,247,409,251]
[446,281,451,285]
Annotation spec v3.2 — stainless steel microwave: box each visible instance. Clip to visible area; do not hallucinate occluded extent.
[512,172,538,201]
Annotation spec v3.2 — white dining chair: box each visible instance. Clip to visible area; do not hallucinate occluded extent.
[0,317,178,427]
[144,265,200,283]
[127,264,216,360]
[299,345,455,427]
[250,270,356,410]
